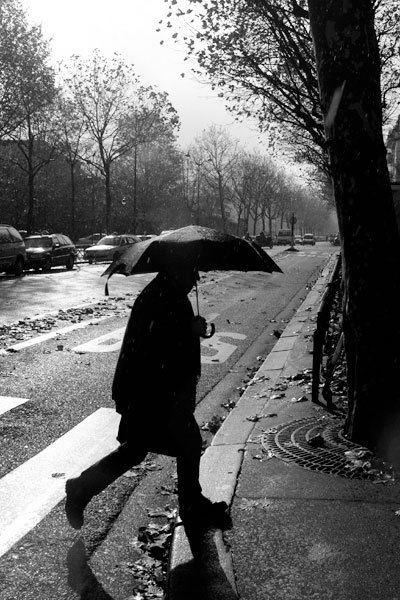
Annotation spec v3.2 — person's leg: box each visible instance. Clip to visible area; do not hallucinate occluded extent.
[65,441,147,529]
[150,409,230,530]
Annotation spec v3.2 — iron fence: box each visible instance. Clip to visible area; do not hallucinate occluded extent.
[311,252,342,407]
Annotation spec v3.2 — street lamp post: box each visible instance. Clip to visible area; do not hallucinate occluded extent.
[289,212,298,252]
[194,159,203,225]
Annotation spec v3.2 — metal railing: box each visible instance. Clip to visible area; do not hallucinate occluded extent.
[311,252,342,407]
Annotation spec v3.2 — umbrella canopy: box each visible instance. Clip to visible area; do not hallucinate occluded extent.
[102,226,283,285]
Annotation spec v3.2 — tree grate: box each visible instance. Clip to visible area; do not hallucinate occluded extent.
[261,416,376,480]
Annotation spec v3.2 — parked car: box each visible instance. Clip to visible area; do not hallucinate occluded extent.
[276,229,293,245]
[294,236,303,245]
[331,234,341,246]
[254,232,273,248]
[24,233,77,271]
[75,233,107,248]
[85,234,142,263]
[0,224,26,276]
[138,234,156,241]
[302,233,316,246]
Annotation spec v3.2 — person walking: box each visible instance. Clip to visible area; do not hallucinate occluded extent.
[65,265,230,536]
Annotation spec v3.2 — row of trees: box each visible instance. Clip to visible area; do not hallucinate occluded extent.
[165,0,400,459]
[0,0,331,240]
[165,0,400,177]
[184,126,331,236]
[0,118,331,240]
[0,0,181,236]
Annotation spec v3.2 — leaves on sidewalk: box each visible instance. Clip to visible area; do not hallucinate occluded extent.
[344,449,395,483]
[126,508,177,598]
[200,414,225,433]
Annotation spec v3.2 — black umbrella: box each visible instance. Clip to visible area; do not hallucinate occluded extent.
[102,225,283,299]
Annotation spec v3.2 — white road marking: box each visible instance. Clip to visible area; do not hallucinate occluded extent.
[204,312,219,322]
[0,396,29,416]
[201,332,247,364]
[73,327,126,354]
[6,316,111,352]
[0,408,119,558]
[72,313,221,355]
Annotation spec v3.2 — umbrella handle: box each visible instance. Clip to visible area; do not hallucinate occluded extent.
[195,281,200,315]
[202,323,215,339]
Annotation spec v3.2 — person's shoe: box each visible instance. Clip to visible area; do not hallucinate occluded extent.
[181,497,232,531]
[201,499,232,529]
[65,478,87,530]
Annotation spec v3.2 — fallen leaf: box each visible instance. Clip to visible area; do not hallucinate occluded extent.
[307,434,325,448]
[291,395,308,403]
[246,414,262,422]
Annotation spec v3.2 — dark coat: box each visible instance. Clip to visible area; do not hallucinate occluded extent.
[112,272,201,419]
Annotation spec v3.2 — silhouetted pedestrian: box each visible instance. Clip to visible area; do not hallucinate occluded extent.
[65,266,230,535]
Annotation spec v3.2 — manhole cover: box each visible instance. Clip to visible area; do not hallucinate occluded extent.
[261,416,374,479]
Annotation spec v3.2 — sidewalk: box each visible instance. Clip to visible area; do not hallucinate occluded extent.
[166,252,400,600]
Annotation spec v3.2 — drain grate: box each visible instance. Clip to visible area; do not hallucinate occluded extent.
[261,416,375,480]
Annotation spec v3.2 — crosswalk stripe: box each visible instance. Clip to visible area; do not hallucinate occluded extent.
[6,316,111,352]
[0,396,29,416]
[0,407,120,558]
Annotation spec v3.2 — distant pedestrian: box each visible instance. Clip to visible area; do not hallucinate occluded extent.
[65,266,230,536]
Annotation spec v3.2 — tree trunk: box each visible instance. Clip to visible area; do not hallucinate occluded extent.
[104,164,112,234]
[218,172,226,231]
[308,0,400,460]
[268,215,273,237]
[69,162,76,240]
[133,145,138,233]
[27,170,35,235]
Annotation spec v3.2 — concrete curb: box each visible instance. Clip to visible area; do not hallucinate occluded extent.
[166,252,340,600]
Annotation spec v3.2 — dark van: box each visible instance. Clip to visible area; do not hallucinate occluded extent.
[0,225,26,276]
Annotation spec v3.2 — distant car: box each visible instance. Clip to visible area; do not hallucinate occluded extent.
[75,233,107,248]
[294,236,303,245]
[302,233,316,246]
[85,234,142,263]
[276,229,293,245]
[255,232,273,248]
[25,233,77,271]
[0,224,26,276]
[331,234,341,246]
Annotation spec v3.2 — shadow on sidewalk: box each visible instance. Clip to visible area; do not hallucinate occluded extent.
[167,526,238,600]
[67,538,114,600]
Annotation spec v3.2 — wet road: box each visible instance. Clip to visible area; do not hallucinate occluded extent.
[0,243,337,599]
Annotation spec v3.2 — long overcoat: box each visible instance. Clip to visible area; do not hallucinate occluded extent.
[112,272,201,430]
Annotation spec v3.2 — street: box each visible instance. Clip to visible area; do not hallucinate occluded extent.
[0,243,337,599]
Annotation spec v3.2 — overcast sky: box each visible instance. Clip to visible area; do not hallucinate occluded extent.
[21,0,266,150]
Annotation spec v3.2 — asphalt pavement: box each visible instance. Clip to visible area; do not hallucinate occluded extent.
[165,251,400,600]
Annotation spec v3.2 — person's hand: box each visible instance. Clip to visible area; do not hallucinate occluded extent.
[192,315,207,337]
[192,315,215,338]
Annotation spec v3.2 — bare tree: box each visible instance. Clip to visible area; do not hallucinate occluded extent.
[61,51,179,232]
[166,0,400,175]
[0,0,55,139]
[54,97,87,240]
[0,0,57,232]
[191,126,240,231]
